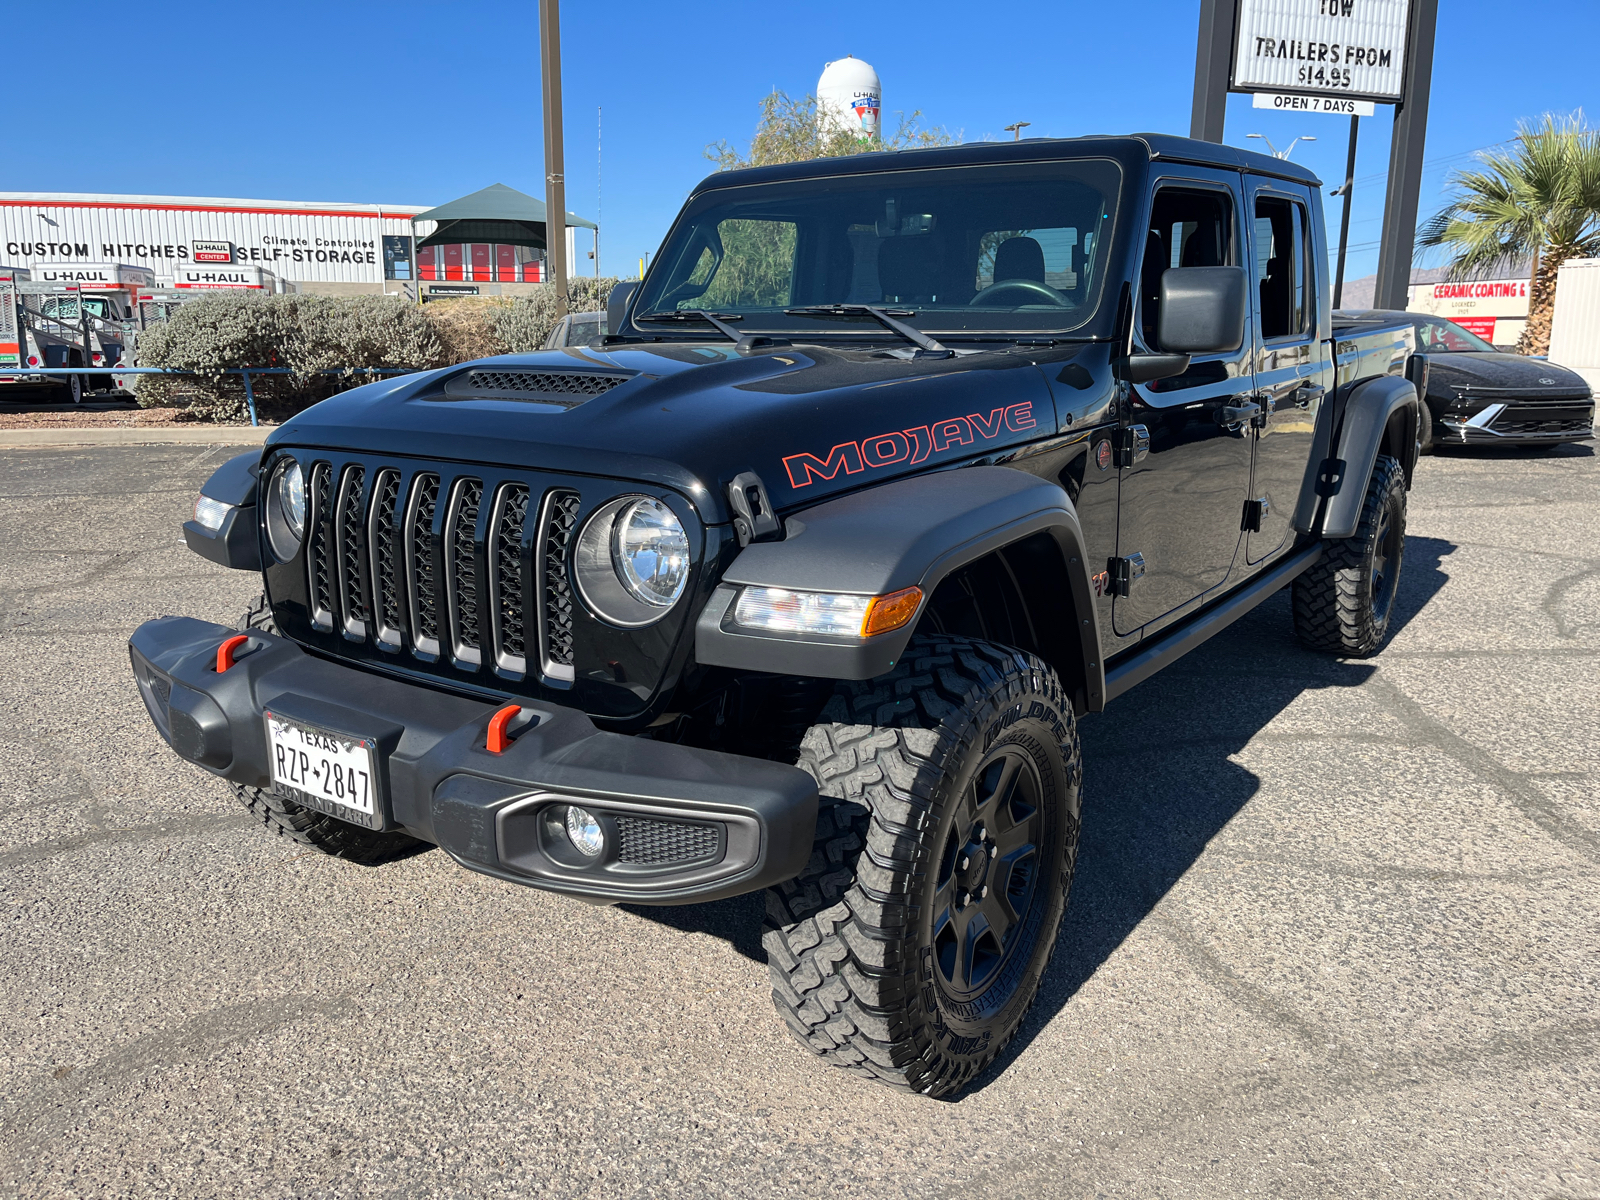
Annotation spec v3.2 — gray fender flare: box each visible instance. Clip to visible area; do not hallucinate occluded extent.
[1318,374,1418,540]
[183,450,262,571]
[694,465,1106,707]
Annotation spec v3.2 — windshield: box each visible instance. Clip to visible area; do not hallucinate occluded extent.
[633,159,1123,338]
[41,297,111,320]
[1415,317,1496,353]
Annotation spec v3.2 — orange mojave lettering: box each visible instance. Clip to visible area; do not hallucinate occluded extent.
[782,402,1037,488]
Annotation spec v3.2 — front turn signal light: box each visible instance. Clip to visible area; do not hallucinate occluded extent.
[861,586,923,637]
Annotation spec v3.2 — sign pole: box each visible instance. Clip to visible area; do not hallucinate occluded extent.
[1332,114,1360,309]
[540,0,569,320]
[1189,0,1237,143]
[1373,0,1438,311]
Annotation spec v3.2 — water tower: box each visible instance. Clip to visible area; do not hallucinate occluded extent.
[818,56,882,141]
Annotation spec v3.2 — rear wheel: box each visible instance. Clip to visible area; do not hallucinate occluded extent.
[1293,454,1406,657]
[230,594,421,864]
[763,636,1081,1097]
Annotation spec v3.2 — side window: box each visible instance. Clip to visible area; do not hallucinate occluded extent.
[1140,187,1233,347]
[1254,196,1308,339]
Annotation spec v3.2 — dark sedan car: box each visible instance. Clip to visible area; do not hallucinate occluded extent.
[1337,310,1596,449]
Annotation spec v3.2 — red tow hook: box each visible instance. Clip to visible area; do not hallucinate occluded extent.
[216,634,250,673]
[486,704,524,754]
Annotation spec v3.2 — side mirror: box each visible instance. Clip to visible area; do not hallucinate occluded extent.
[606,281,638,336]
[1156,266,1247,354]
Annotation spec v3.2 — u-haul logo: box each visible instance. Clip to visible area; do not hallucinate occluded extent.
[782,402,1037,489]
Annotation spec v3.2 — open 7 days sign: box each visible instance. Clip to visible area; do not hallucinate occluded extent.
[1232,0,1412,104]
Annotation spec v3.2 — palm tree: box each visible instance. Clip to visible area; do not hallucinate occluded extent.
[1418,113,1600,355]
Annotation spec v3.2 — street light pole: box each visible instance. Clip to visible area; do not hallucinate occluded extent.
[1003,122,1031,141]
[1331,115,1360,310]
[540,0,568,319]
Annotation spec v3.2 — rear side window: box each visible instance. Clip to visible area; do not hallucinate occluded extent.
[1254,196,1309,339]
[1139,187,1234,348]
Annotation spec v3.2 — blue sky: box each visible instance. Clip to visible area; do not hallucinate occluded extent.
[12,0,1594,284]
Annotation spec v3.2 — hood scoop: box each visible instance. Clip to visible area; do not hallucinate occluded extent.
[439,367,635,408]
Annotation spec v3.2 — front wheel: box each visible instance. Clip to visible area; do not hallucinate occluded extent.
[1292,454,1407,657]
[763,636,1082,1097]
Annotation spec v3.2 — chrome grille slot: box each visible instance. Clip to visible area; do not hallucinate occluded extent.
[488,484,530,675]
[404,474,441,657]
[444,478,485,665]
[307,462,335,631]
[334,465,370,640]
[367,469,404,650]
[536,491,581,682]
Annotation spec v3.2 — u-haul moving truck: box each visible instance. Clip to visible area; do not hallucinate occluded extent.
[172,263,291,291]
[4,263,154,398]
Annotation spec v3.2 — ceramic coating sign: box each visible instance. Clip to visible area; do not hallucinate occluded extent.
[1232,0,1412,102]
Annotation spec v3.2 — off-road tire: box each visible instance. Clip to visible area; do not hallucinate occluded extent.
[763,636,1082,1097]
[230,594,421,865]
[1293,454,1406,657]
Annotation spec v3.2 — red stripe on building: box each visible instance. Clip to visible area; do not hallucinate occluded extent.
[0,199,417,221]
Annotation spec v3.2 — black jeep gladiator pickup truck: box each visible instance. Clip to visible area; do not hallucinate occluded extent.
[132,134,1419,1097]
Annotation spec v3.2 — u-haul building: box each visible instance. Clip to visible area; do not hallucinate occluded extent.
[1,192,583,296]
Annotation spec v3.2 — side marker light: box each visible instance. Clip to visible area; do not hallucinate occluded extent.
[861,586,923,637]
[216,634,249,673]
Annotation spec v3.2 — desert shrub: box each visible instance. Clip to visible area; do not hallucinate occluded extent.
[420,296,511,363]
[494,277,618,352]
[135,293,448,422]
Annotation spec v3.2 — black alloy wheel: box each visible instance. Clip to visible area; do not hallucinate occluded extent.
[929,747,1049,1003]
[764,636,1080,1097]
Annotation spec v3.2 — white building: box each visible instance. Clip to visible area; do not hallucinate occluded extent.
[1,190,585,297]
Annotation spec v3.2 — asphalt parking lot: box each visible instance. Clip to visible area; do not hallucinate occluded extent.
[1,440,1596,1199]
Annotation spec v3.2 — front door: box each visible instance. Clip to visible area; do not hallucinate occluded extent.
[1113,171,1256,635]
[1245,181,1329,563]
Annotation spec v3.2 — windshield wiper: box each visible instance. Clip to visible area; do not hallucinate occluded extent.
[782,304,948,353]
[634,310,745,342]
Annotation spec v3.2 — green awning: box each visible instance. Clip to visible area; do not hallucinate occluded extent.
[411,183,596,251]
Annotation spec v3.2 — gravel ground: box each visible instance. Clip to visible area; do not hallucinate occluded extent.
[0,442,1595,1199]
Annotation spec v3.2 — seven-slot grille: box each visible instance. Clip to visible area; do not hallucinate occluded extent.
[303,462,582,681]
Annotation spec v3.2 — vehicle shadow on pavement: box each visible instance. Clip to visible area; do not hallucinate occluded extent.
[618,537,1457,1092]
[960,533,1458,1096]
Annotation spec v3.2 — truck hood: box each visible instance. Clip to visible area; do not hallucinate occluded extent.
[1425,352,1593,400]
[267,342,1066,524]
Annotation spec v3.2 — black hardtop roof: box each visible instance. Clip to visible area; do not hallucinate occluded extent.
[689,133,1323,196]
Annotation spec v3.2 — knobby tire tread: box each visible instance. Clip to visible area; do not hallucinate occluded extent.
[763,634,1081,1097]
[1293,455,1406,657]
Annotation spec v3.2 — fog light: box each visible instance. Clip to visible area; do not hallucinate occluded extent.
[563,805,604,856]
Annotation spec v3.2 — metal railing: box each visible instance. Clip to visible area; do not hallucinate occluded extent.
[0,366,424,426]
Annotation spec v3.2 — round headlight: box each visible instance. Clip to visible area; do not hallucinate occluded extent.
[573,495,693,627]
[611,498,690,608]
[265,457,306,562]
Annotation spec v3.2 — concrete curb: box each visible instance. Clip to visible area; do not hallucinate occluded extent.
[0,425,275,449]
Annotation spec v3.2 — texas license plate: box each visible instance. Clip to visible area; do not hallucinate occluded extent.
[264,709,381,825]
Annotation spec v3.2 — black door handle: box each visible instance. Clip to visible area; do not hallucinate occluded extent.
[1218,400,1262,429]
[1293,383,1326,409]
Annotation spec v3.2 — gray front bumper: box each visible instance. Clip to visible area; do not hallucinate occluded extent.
[129,616,818,905]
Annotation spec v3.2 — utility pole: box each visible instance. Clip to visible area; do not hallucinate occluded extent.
[1331,115,1360,310]
[1189,0,1237,142]
[596,105,602,280]
[540,0,568,318]
[1373,0,1438,311]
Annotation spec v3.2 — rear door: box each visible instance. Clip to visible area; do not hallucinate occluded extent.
[1113,168,1256,635]
[1244,179,1330,563]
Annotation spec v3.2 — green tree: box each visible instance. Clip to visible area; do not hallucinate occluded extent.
[1418,112,1600,355]
[706,90,957,171]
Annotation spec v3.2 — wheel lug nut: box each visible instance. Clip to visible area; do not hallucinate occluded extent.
[959,855,970,870]
[978,885,988,899]
[959,890,970,908]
